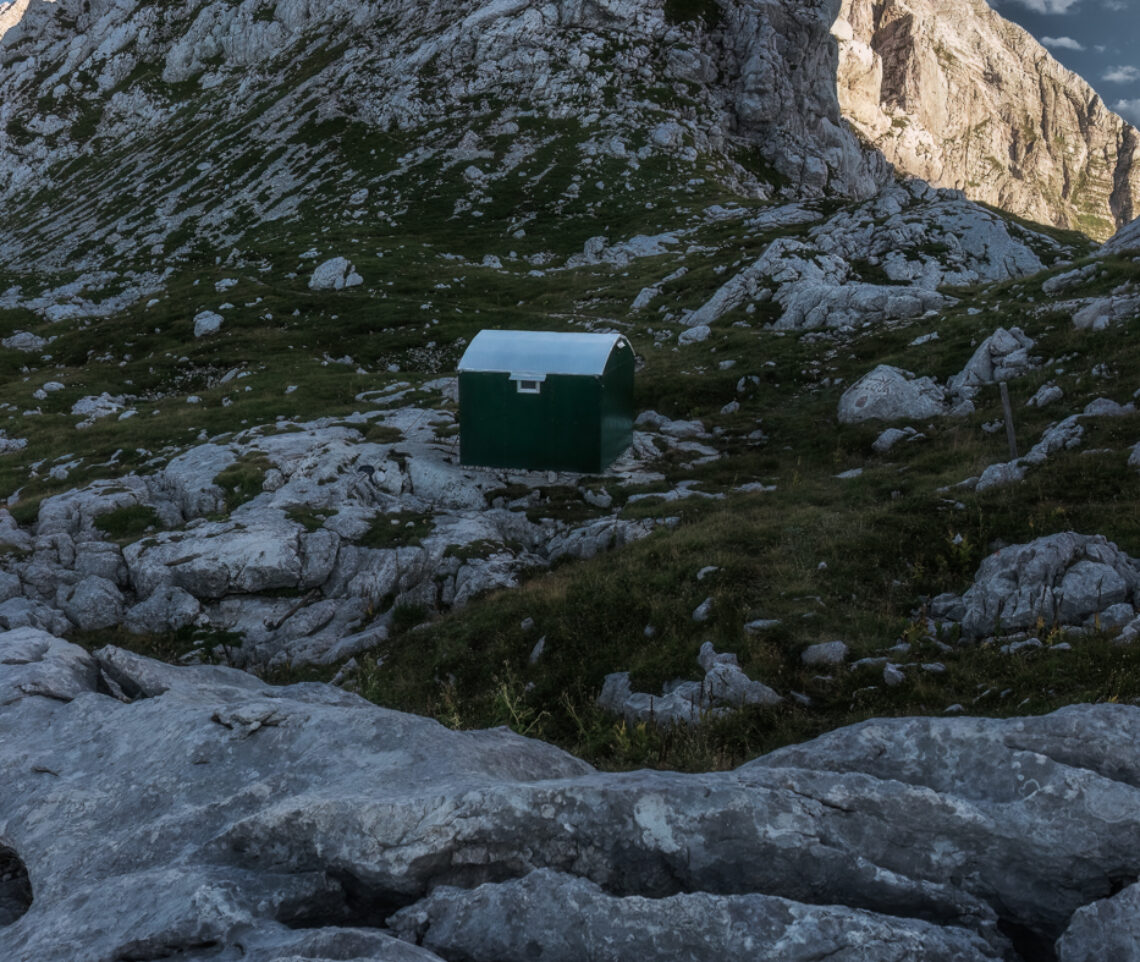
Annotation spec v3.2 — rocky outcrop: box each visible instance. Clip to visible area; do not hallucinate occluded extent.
[5,632,1140,960]
[687,179,1060,332]
[0,403,697,666]
[835,0,1140,239]
[930,532,1140,640]
[0,0,887,269]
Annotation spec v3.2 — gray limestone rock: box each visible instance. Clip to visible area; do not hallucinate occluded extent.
[802,640,849,666]
[0,626,99,705]
[1102,215,1140,255]
[123,586,203,635]
[974,460,1027,492]
[124,512,315,599]
[192,310,223,337]
[1056,882,1140,962]
[0,509,32,552]
[1071,290,1140,331]
[838,365,949,423]
[73,541,128,585]
[7,637,1140,959]
[949,532,1140,639]
[389,869,1004,962]
[947,327,1036,396]
[598,642,780,727]
[0,571,20,604]
[150,443,236,520]
[36,475,155,539]
[58,575,124,631]
[0,597,70,635]
[308,256,363,291]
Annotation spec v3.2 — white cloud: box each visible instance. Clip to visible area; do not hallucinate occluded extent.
[1102,0,1127,9]
[1000,0,1082,12]
[1116,99,1140,126]
[1104,65,1140,83]
[1041,35,1085,49]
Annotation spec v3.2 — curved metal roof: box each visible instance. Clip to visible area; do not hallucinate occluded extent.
[457,329,629,376]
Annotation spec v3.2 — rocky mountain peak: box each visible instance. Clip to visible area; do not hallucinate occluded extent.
[835,0,1140,240]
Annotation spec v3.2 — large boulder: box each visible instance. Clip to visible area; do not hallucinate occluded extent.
[935,532,1140,639]
[308,256,363,291]
[5,637,1140,960]
[946,326,1036,396]
[838,365,949,423]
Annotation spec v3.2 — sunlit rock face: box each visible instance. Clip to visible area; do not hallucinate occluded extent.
[835,0,1140,240]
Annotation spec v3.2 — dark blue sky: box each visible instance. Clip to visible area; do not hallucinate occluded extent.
[988,0,1140,126]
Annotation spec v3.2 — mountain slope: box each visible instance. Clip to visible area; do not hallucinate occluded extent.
[835,0,1140,240]
[0,0,888,271]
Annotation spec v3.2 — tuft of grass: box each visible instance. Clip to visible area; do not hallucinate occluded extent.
[357,511,434,549]
[92,505,162,540]
[213,453,273,513]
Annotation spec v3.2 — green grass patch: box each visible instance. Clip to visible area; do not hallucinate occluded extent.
[92,505,162,540]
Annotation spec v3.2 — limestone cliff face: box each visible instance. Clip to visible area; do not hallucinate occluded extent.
[835,0,1140,240]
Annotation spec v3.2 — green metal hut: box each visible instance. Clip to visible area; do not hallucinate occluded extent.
[457,330,634,473]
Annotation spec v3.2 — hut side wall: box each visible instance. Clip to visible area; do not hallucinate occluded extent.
[460,371,603,472]
[599,342,635,470]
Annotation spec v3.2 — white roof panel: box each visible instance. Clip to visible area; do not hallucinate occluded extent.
[457,330,628,376]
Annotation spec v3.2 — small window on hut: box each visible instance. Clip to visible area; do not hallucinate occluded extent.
[516,379,541,394]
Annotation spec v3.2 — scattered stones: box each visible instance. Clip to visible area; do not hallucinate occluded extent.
[1026,383,1063,408]
[70,393,127,420]
[598,642,780,727]
[691,597,714,622]
[1071,287,1140,331]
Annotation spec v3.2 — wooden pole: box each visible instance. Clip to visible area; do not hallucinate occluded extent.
[999,381,1018,460]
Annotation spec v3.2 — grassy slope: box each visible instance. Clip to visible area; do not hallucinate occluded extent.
[1,60,1139,771]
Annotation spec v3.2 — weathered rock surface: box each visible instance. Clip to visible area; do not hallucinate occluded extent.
[932,532,1140,639]
[1102,214,1140,255]
[0,0,887,269]
[5,635,1140,960]
[947,327,1036,397]
[836,0,1140,239]
[0,407,687,666]
[1056,882,1140,962]
[388,869,1003,962]
[688,181,1055,332]
[838,364,948,423]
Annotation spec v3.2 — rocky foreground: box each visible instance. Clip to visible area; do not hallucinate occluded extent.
[2,628,1139,961]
